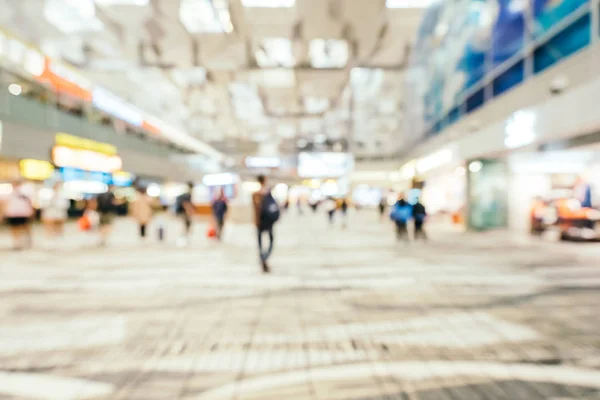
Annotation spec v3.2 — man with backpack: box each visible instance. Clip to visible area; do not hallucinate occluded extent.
[390,193,412,242]
[175,182,196,246]
[252,175,280,273]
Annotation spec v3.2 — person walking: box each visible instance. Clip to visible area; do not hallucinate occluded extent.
[2,181,34,250]
[412,198,428,241]
[41,182,69,248]
[325,197,337,225]
[340,198,349,228]
[252,175,280,273]
[390,194,412,243]
[378,196,387,220]
[211,188,228,241]
[175,182,196,246]
[95,185,117,247]
[131,187,154,240]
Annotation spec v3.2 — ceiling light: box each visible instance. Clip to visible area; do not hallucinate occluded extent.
[309,39,349,69]
[252,133,270,142]
[251,69,296,88]
[386,0,437,8]
[180,0,233,34]
[255,38,295,68]
[469,161,483,173]
[94,0,148,5]
[304,97,330,114]
[241,0,295,7]
[297,138,308,148]
[277,124,296,139]
[8,84,22,96]
[171,67,207,86]
[314,134,327,144]
[44,0,104,34]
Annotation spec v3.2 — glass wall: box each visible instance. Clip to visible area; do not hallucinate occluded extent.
[468,159,509,230]
[406,0,595,140]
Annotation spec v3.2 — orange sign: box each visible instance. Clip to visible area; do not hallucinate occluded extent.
[39,59,92,101]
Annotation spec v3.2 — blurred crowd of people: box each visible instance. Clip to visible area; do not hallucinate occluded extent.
[1,177,429,274]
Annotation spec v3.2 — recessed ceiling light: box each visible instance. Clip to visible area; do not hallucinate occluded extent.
[44,0,104,34]
[180,0,233,34]
[255,38,295,68]
[8,83,22,96]
[304,97,330,114]
[314,134,327,144]
[309,39,348,69]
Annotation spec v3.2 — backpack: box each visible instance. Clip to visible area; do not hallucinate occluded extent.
[175,194,191,215]
[390,203,412,223]
[260,192,280,229]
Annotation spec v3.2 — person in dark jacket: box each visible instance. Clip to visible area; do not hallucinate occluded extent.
[211,188,228,240]
[412,198,428,241]
[391,194,412,242]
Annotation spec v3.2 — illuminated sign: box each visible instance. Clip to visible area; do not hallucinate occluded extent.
[19,159,54,181]
[297,152,354,178]
[112,171,134,187]
[202,173,238,186]
[53,146,122,173]
[55,133,117,156]
[505,110,536,149]
[58,167,112,184]
[0,160,20,181]
[415,148,455,175]
[245,156,281,168]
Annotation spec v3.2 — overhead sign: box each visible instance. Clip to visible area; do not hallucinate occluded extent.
[19,159,54,181]
[298,152,354,178]
[245,156,281,169]
[55,133,117,156]
[53,146,122,173]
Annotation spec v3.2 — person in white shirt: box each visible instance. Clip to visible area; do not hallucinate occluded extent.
[42,182,69,239]
[2,181,34,250]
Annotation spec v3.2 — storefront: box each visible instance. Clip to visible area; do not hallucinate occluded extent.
[398,147,467,226]
[504,150,600,238]
[51,132,125,197]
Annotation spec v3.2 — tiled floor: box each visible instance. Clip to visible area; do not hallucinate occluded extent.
[1,210,599,399]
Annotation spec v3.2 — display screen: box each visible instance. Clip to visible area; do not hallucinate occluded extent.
[297,152,354,178]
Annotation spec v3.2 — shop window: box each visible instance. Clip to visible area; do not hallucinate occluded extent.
[493,59,524,97]
[533,13,591,74]
[465,88,485,114]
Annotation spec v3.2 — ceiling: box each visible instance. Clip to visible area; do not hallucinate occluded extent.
[0,0,425,160]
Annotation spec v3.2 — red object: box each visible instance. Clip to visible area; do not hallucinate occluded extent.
[206,225,217,238]
[78,215,91,231]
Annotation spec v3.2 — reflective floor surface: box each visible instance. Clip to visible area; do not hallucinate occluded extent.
[1,211,600,399]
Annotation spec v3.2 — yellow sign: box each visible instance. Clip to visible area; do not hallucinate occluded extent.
[55,133,117,156]
[19,159,54,181]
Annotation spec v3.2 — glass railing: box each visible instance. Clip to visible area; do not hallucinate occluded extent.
[0,67,180,157]
[406,0,598,142]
